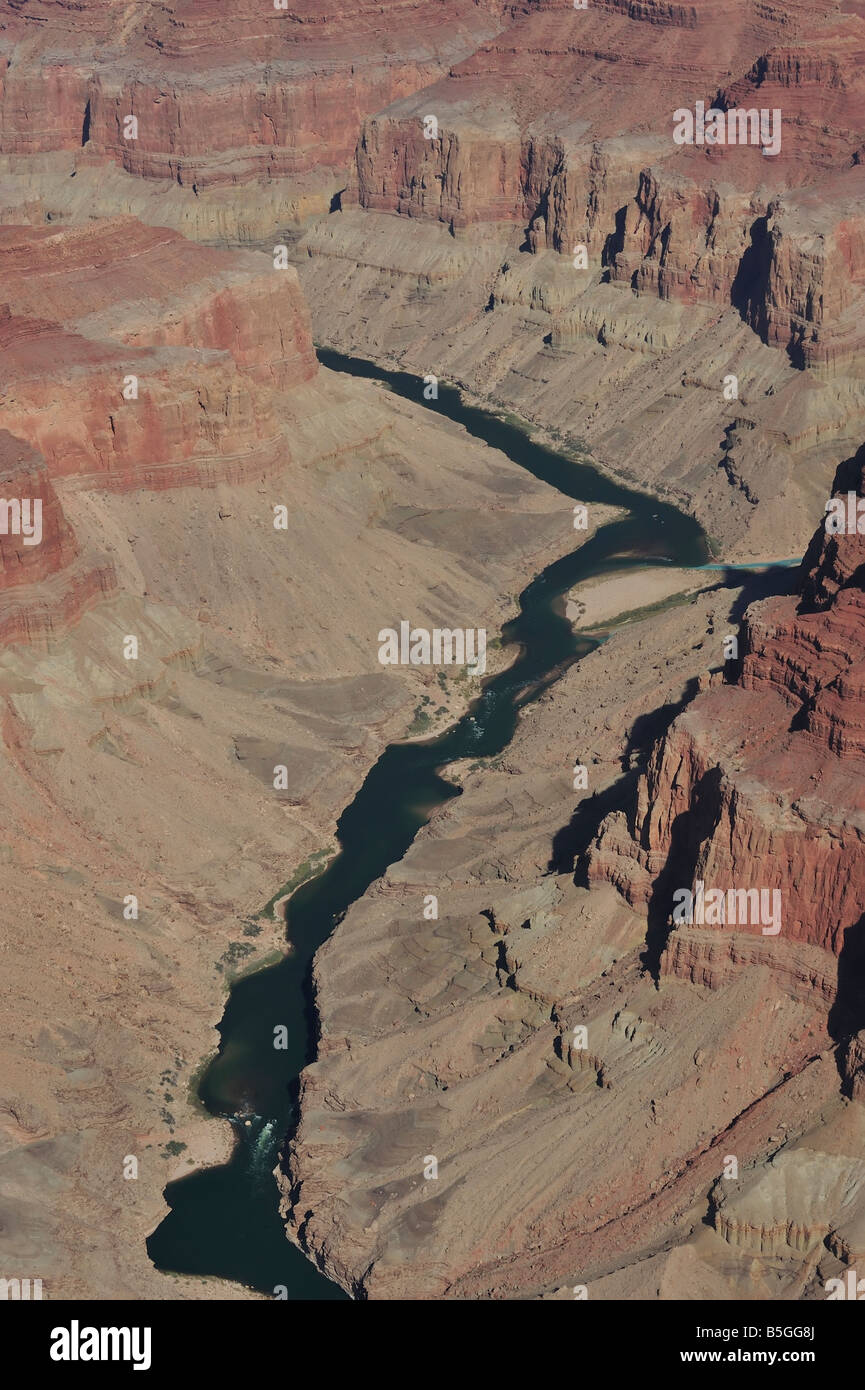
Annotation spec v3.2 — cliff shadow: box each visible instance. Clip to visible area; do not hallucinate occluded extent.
[642,764,725,980]
[799,441,865,614]
[601,205,628,277]
[730,215,770,335]
[718,564,800,627]
[547,678,700,878]
[624,680,701,764]
[548,768,638,877]
[829,911,865,1093]
[706,564,800,686]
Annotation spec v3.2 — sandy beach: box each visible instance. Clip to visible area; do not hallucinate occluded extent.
[566,566,704,628]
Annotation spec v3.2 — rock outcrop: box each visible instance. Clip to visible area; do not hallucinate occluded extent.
[259,0,863,563]
[0,218,317,489]
[279,561,856,1299]
[282,457,865,1300]
[0,0,507,233]
[343,0,865,364]
[0,214,321,638]
[589,447,865,981]
[0,213,579,1299]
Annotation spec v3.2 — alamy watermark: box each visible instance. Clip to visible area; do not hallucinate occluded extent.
[378,621,487,676]
[0,497,42,546]
[673,101,782,156]
[824,492,865,534]
[826,1269,865,1299]
[0,1277,42,1299]
[50,1321,151,1371]
[672,880,782,935]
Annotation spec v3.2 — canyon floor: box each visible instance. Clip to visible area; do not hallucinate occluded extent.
[0,219,592,1299]
[0,0,864,1308]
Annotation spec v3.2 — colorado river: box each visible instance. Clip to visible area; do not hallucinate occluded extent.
[147,348,709,1297]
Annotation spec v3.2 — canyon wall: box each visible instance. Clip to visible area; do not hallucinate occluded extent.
[0,214,319,637]
[3,0,864,558]
[0,213,579,1299]
[343,0,865,368]
[281,457,865,1301]
[0,219,317,495]
[2,0,864,1305]
[283,0,865,560]
[0,0,509,232]
[589,447,865,976]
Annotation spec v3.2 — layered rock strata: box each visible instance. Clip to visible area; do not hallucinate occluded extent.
[0,215,579,1299]
[283,465,865,1299]
[283,0,865,558]
[0,0,508,234]
[3,0,863,559]
[589,448,865,983]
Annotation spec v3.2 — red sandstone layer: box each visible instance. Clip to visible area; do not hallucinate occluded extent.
[0,427,114,643]
[3,0,864,367]
[0,218,316,491]
[589,448,865,1051]
[0,216,319,638]
[0,0,505,190]
[343,0,865,368]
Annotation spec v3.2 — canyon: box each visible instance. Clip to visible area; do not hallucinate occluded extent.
[3,0,865,556]
[0,214,574,1298]
[282,455,865,1300]
[0,0,862,1304]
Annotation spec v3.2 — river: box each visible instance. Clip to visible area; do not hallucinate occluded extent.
[146,347,710,1297]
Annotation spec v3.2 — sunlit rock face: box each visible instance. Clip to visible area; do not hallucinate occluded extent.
[591,446,865,976]
[0,0,506,230]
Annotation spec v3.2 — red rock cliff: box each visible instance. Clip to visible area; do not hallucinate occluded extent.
[0,216,321,640]
[589,447,865,1057]
[345,0,865,368]
[0,0,506,192]
[0,219,317,490]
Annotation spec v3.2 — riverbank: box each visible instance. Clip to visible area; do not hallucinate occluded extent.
[149,347,710,1298]
[281,566,751,1297]
[294,207,854,565]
